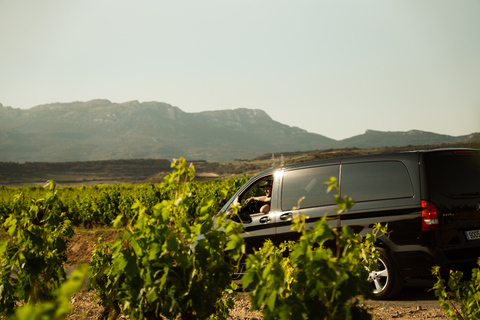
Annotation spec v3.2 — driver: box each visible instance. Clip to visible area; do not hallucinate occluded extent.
[240,180,272,215]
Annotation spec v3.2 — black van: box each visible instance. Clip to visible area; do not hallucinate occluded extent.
[219,148,480,299]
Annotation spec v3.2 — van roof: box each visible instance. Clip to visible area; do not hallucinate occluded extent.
[251,148,479,179]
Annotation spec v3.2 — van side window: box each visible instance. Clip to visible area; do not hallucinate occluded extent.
[282,165,339,210]
[341,161,413,202]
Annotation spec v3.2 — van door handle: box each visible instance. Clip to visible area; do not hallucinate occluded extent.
[259,216,271,223]
[280,213,293,221]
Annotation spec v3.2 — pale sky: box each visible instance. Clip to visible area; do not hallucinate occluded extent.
[1,0,479,140]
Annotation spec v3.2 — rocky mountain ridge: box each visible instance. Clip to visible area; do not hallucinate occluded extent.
[1,100,478,162]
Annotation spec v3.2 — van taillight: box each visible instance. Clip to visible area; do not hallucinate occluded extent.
[422,200,439,231]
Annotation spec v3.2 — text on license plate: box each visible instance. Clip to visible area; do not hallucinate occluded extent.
[465,229,480,241]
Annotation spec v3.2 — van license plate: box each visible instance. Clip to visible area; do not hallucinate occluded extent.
[465,230,480,241]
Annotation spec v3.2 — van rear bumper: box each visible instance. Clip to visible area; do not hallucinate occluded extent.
[434,247,480,273]
[391,250,435,277]
[392,247,480,278]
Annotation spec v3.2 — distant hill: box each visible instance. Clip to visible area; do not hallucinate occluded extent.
[0,100,478,162]
[334,129,480,148]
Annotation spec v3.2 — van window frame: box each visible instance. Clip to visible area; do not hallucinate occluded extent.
[238,175,275,216]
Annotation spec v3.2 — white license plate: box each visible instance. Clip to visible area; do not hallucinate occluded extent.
[465,229,480,241]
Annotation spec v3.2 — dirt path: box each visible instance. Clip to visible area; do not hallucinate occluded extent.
[65,230,449,320]
[364,282,448,319]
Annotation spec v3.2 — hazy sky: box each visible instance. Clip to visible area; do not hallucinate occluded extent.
[1,1,479,140]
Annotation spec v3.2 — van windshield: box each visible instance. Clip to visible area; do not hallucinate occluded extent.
[426,152,480,198]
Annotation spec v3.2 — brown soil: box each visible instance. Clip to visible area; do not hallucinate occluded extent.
[65,229,121,266]
[65,230,449,320]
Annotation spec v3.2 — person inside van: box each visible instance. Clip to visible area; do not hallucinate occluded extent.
[245,180,272,213]
[240,180,272,215]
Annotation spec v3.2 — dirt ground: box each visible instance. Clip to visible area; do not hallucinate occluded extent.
[65,230,449,320]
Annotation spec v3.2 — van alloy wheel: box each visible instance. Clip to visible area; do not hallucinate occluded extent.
[367,248,403,300]
[368,257,389,294]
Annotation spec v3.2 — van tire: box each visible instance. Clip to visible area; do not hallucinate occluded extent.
[368,248,403,300]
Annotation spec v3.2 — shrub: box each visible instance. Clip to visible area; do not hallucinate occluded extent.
[9,266,88,320]
[88,157,245,320]
[0,181,74,317]
[433,260,480,319]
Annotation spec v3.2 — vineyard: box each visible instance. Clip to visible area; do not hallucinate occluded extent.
[1,158,479,320]
[0,173,248,228]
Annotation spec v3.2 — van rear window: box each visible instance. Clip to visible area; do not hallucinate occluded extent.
[282,165,339,210]
[341,161,414,202]
[426,153,480,197]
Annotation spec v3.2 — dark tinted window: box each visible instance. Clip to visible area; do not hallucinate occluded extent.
[341,161,413,202]
[282,165,339,210]
[426,153,480,197]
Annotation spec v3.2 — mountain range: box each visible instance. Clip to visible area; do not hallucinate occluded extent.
[1,100,478,163]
